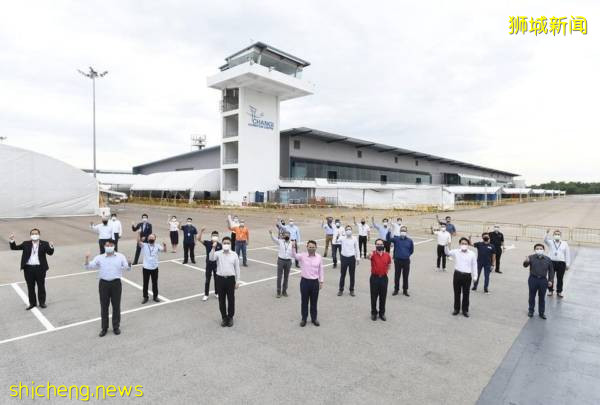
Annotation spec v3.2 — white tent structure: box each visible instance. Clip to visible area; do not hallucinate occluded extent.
[0,144,99,218]
[130,169,220,201]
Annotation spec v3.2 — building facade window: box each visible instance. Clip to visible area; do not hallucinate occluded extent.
[394,156,398,163]
[357,150,362,158]
[415,160,419,166]
[293,140,301,150]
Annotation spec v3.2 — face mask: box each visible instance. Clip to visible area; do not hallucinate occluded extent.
[105,246,115,254]
[284,236,290,241]
[440,227,446,232]
[400,231,407,237]
[171,218,177,222]
[289,221,294,226]
[233,217,239,222]
[335,223,341,228]
[211,236,219,242]
[383,221,388,225]
[31,234,40,241]
[102,220,108,225]
[222,244,231,251]
[187,221,192,224]
[142,218,148,222]
[535,249,544,256]
[483,237,490,242]
[397,220,402,224]
[148,239,155,244]
[281,222,286,226]
[494,228,499,232]
[553,235,561,241]
[240,223,245,227]
[345,230,352,236]
[361,221,365,225]
[111,217,116,221]
[376,245,384,251]
[460,244,468,251]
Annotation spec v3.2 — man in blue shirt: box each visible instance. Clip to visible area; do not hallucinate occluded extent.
[471,233,496,294]
[389,226,414,296]
[371,216,392,253]
[277,218,301,267]
[137,233,167,304]
[180,217,198,264]
[437,214,457,237]
[199,228,222,301]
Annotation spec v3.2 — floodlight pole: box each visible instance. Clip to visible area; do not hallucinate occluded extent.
[78,67,108,178]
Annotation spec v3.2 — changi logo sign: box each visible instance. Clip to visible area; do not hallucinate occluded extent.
[247,105,274,130]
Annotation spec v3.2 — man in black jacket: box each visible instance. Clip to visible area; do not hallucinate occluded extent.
[132,214,152,265]
[9,228,55,310]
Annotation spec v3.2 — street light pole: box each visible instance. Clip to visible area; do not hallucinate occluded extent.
[78,67,108,178]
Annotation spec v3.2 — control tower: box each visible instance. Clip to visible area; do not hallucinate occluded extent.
[207,42,314,204]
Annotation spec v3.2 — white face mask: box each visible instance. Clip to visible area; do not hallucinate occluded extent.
[105,246,115,254]
[289,221,294,226]
[397,220,402,224]
[211,236,219,242]
[187,221,192,225]
[142,218,148,222]
[460,244,468,251]
[535,249,544,256]
[345,230,352,236]
[112,217,116,221]
[553,235,561,241]
[335,223,341,228]
[440,227,447,232]
[30,234,40,241]
[400,231,407,237]
[222,244,231,251]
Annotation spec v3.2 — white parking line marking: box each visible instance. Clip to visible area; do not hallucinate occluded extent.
[120,277,171,302]
[10,283,55,331]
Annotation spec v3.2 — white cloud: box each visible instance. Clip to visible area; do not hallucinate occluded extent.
[0,0,598,183]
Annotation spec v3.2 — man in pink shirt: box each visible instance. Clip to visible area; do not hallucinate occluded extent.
[292,240,324,327]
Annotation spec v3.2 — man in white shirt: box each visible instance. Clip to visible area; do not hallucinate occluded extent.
[337,225,360,297]
[209,237,241,327]
[432,225,452,271]
[544,229,571,298]
[85,239,131,337]
[138,234,167,304]
[391,217,403,237]
[353,216,371,259]
[110,213,123,252]
[445,238,478,317]
[331,219,345,268]
[90,217,113,254]
[269,229,294,298]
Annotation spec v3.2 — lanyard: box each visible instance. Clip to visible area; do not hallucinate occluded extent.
[31,243,39,257]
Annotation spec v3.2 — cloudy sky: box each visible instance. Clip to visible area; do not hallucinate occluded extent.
[1,0,598,184]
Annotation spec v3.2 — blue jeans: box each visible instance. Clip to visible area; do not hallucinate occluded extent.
[473,263,491,290]
[235,240,247,265]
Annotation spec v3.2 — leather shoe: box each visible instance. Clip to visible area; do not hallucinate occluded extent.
[312,320,320,327]
[463,312,470,318]
[371,314,377,321]
[113,328,121,335]
[539,314,547,320]
[528,312,533,317]
[403,291,410,297]
[153,297,161,302]
[221,319,228,327]
[99,329,107,337]
[276,293,281,298]
[392,290,399,296]
[282,292,288,297]
[495,270,503,274]
[350,291,355,297]
[300,320,307,327]
[142,297,149,304]
[379,314,387,321]
[337,291,343,296]
[452,310,459,316]
[26,305,36,310]
[40,303,47,308]
[227,318,234,327]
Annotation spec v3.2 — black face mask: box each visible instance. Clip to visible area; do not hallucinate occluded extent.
[102,221,108,225]
[361,221,365,225]
[148,240,155,244]
[284,236,290,241]
[483,237,490,242]
[376,246,385,251]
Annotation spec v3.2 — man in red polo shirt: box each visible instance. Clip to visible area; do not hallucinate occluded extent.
[368,238,392,321]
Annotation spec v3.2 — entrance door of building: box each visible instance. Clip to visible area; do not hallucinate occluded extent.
[380,175,387,184]
[327,171,337,182]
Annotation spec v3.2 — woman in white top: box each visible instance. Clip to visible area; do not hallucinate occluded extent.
[168,215,180,253]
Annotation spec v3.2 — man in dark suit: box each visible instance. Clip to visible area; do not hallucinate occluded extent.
[9,228,55,310]
[132,213,152,265]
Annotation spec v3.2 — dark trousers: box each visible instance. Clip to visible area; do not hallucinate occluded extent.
[436,245,447,269]
[370,275,388,315]
[183,242,196,263]
[332,244,341,265]
[453,271,472,313]
[169,231,179,246]
[548,261,566,293]
[394,258,411,292]
[216,274,236,320]
[205,262,217,296]
[23,265,46,306]
[300,277,319,321]
[99,239,110,254]
[339,255,356,292]
[113,233,120,252]
[528,276,548,315]
[235,241,247,265]
[133,244,142,265]
[495,249,502,271]
[142,268,159,298]
[230,232,236,247]
[358,235,368,258]
[277,258,292,294]
[99,279,122,330]
[384,240,391,253]
[473,263,491,290]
